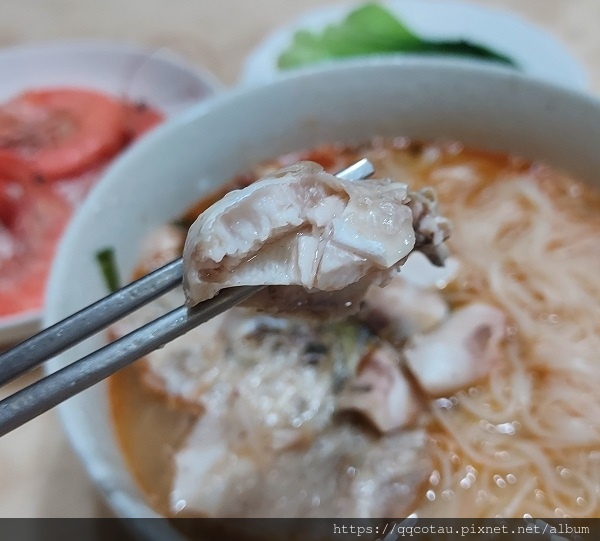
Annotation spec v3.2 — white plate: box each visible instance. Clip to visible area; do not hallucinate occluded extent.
[0,41,221,345]
[241,0,587,90]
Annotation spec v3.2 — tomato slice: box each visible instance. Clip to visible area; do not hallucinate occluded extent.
[0,150,32,180]
[0,152,70,317]
[0,178,18,227]
[0,152,32,226]
[0,88,126,181]
[123,101,164,141]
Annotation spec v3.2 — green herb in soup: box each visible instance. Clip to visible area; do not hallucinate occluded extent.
[95,247,121,293]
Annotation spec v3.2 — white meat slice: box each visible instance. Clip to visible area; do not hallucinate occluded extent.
[404,303,506,397]
[110,295,344,425]
[171,419,431,518]
[223,315,337,452]
[109,288,229,408]
[359,275,449,344]
[400,251,461,289]
[336,343,421,433]
[170,410,258,517]
[183,161,450,316]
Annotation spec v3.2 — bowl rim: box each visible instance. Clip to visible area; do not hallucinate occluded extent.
[44,56,600,525]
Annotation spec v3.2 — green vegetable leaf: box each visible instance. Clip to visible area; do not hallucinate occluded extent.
[95,247,121,293]
[414,39,516,65]
[277,3,517,69]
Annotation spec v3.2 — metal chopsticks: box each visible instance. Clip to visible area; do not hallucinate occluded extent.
[0,258,184,387]
[0,158,375,437]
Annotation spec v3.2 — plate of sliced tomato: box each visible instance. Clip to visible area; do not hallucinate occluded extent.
[0,42,221,344]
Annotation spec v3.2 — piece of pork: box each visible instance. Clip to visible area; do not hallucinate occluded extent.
[336,343,421,433]
[109,288,229,410]
[403,303,506,397]
[172,418,431,518]
[110,292,371,427]
[359,275,449,344]
[109,224,234,408]
[399,251,461,289]
[183,161,450,317]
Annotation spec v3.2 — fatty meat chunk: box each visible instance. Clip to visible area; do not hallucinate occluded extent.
[171,419,431,518]
[183,161,450,317]
[404,303,506,397]
[336,343,421,433]
[359,275,449,344]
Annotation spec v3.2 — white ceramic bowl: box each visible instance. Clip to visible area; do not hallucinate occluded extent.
[0,41,221,344]
[241,0,587,90]
[45,59,600,529]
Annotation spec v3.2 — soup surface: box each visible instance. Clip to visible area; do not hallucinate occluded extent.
[110,138,600,519]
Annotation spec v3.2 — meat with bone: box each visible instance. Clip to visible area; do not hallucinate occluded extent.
[359,275,449,345]
[336,343,421,433]
[172,417,431,518]
[183,161,450,316]
[403,303,506,397]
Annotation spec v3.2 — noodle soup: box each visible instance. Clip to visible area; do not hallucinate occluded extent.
[109,138,600,519]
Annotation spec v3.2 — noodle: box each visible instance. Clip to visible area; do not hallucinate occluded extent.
[364,142,600,518]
